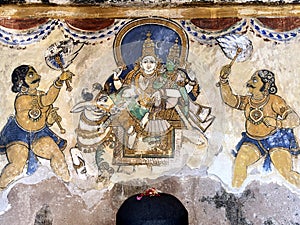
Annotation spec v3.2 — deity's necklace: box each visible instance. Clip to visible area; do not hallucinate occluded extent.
[248,94,270,125]
[138,71,157,91]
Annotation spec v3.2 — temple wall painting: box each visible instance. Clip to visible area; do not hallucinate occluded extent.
[1,14,300,224]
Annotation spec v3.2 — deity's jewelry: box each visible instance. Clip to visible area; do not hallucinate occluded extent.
[248,94,270,125]
[113,77,121,81]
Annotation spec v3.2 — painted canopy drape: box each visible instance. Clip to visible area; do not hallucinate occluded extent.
[0,17,299,47]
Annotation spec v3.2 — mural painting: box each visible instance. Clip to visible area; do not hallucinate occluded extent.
[0,65,72,190]
[69,18,215,183]
[0,17,215,193]
[217,34,300,188]
[1,16,300,214]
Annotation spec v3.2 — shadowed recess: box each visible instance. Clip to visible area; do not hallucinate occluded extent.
[257,17,300,32]
[65,18,115,31]
[191,18,242,31]
[0,18,49,30]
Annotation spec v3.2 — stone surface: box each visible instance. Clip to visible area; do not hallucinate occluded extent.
[1,176,300,224]
[0,0,297,4]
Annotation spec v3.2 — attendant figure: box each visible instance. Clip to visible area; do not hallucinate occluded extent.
[219,65,300,188]
[0,65,72,189]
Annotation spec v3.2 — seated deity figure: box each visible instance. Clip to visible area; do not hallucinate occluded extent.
[109,32,171,149]
[107,32,212,150]
[153,39,194,119]
[153,38,214,134]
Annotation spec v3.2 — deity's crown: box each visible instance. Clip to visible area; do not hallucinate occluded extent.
[167,38,180,64]
[142,31,156,58]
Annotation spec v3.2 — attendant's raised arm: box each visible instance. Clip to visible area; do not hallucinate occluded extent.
[41,71,73,106]
[218,64,240,108]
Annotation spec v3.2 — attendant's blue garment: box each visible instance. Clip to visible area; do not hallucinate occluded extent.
[235,128,300,171]
[0,116,66,175]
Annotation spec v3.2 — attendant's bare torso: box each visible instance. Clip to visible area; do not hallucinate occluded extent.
[15,93,50,131]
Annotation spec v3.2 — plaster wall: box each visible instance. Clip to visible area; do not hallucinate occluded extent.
[0,16,300,225]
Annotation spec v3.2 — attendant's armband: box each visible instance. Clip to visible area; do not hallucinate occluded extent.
[219,77,229,85]
[235,95,248,110]
[234,95,241,109]
[281,107,292,119]
[53,78,63,89]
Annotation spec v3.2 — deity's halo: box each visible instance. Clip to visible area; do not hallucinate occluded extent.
[113,17,189,69]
